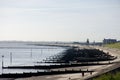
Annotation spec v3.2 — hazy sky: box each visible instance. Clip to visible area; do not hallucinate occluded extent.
[0,0,120,42]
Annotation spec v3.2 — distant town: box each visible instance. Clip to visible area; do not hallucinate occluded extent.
[73,38,120,46]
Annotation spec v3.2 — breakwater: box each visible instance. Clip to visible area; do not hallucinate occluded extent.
[0,68,94,78]
[45,47,116,63]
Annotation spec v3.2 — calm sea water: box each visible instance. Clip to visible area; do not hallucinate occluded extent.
[0,42,66,74]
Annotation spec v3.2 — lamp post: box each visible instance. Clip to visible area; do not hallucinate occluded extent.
[2,55,4,74]
[10,52,12,65]
[30,48,32,58]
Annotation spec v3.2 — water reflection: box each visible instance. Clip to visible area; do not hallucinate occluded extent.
[0,43,66,74]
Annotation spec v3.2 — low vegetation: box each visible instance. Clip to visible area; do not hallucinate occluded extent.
[93,72,120,80]
[104,42,120,49]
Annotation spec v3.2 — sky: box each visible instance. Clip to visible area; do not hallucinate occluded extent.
[0,0,120,42]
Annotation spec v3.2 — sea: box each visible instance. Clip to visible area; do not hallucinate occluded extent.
[0,42,66,74]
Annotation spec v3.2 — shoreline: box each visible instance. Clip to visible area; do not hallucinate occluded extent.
[0,45,120,80]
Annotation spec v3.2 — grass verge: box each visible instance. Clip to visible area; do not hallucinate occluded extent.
[93,72,120,80]
[104,42,120,49]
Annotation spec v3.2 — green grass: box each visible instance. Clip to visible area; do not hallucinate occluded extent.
[93,72,120,80]
[93,42,120,80]
[104,42,120,49]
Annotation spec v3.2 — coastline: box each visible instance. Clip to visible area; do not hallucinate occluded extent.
[0,45,120,80]
[15,46,120,80]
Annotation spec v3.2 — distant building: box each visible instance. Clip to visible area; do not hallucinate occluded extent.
[86,38,89,45]
[103,39,117,44]
[118,40,120,42]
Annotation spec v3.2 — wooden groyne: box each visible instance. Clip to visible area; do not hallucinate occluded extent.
[41,47,117,64]
[3,61,114,69]
[0,69,94,78]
